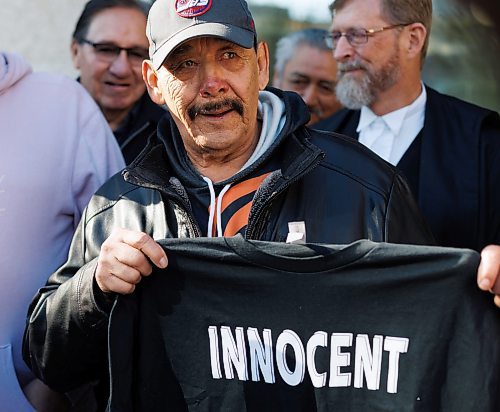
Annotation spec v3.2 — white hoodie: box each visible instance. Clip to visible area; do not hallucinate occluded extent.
[0,52,125,410]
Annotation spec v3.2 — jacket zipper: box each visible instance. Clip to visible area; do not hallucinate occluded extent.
[176,199,202,237]
[162,190,202,238]
[246,151,324,240]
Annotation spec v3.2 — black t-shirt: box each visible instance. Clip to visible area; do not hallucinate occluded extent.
[108,237,499,411]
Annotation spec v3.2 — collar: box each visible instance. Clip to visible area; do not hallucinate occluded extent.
[357,84,427,137]
[160,90,287,189]
[114,92,146,136]
[240,90,286,170]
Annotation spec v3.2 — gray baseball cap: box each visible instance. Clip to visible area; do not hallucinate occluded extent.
[147,0,257,70]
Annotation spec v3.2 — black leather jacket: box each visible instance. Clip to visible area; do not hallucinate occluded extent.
[23,89,433,399]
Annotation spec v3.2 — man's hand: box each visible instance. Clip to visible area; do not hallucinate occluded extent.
[477,244,500,308]
[95,228,168,294]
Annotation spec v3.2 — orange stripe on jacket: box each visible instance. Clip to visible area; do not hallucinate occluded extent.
[210,172,271,237]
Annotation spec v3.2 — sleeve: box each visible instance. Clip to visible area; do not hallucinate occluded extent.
[20,78,124,393]
[22,202,113,392]
[384,172,436,245]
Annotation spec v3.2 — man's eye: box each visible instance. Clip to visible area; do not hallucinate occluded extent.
[96,45,118,55]
[350,29,367,40]
[129,49,148,60]
[168,59,198,74]
[290,79,307,85]
[320,84,335,93]
[222,52,236,59]
[181,60,196,68]
[169,60,196,71]
[331,32,342,41]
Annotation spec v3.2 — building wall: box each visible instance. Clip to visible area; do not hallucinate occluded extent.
[0,0,88,77]
[1,0,498,110]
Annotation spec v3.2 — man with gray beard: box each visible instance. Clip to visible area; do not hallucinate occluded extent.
[334,45,400,110]
[315,0,500,295]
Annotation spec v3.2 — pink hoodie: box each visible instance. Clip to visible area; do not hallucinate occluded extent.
[0,52,125,410]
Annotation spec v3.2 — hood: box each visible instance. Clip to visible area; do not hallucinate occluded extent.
[157,86,311,187]
[266,86,311,134]
[0,52,32,95]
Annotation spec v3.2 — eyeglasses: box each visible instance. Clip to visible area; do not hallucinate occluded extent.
[325,24,411,50]
[78,39,149,66]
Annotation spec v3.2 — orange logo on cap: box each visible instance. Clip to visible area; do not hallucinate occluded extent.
[175,0,213,18]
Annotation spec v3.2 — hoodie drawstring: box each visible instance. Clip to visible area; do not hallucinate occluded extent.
[202,176,231,237]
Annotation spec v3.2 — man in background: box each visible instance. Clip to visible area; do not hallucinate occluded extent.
[317,0,500,253]
[71,0,165,163]
[273,28,342,125]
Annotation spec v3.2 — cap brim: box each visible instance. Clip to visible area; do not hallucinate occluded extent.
[151,23,255,70]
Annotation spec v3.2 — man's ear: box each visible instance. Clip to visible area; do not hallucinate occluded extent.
[406,22,427,60]
[142,60,165,105]
[70,40,81,69]
[256,41,270,91]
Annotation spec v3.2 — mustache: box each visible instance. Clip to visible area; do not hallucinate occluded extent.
[188,99,244,120]
[337,60,366,74]
[308,106,323,118]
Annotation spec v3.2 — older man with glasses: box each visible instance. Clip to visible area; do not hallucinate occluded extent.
[71,0,166,164]
[316,0,500,306]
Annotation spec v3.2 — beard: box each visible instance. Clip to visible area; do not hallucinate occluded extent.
[335,47,401,110]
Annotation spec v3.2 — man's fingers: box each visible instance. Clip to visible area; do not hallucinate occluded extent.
[478,245,500,307]
[120,230,168,269]
[95,228,168,295]
[478,245,500,291]
[110,241,154,276]
[96,257,143,294]
[100,271,138,295]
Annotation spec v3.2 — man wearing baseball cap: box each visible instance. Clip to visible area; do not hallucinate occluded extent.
[23,0,500,408]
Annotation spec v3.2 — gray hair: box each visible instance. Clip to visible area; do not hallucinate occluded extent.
[329,0,432,59]
[274,28,332,80]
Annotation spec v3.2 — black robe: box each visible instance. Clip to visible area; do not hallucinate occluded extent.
[314,86,500,251]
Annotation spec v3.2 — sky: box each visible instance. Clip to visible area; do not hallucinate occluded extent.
[248,0,332,23]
